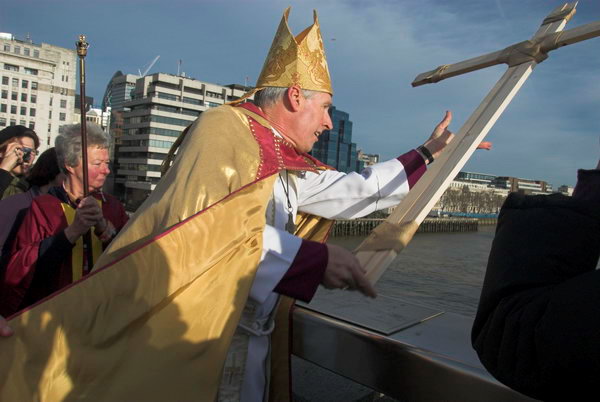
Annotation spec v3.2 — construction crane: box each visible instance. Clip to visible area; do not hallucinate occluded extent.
[138,55,160,76]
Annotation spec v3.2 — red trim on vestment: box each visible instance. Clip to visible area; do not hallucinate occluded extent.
[237,103,332,179]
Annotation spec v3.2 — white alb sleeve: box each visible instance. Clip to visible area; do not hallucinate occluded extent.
[297,158,411,219]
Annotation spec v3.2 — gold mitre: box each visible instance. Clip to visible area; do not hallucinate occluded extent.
[230,7,333,104]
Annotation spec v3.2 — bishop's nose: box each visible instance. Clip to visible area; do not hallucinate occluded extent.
[323,113,333,130]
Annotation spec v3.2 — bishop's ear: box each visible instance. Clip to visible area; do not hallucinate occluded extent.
[286,85,304,112]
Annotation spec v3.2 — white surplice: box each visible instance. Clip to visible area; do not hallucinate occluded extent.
[235,155,416,402]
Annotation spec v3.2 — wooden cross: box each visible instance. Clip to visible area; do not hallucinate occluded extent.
[356,2,600,283]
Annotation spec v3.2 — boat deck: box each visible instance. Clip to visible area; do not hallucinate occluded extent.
[292,289,537,401]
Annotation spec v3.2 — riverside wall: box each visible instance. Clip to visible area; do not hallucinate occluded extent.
[331,217,497,237]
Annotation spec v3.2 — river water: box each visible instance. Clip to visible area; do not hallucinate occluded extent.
[329,225,498,317]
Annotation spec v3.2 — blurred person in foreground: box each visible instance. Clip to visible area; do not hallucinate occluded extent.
[1,123,128,317]
[0,125,39,199]
[472,153,600,401]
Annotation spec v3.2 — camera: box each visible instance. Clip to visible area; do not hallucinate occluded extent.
[21,147,34,163]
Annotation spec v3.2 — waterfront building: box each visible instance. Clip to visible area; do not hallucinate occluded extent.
[448,180,491,192]
[492,176,552,195]
[557,184,574,196]
[450,171,507,196]
[455,171,496,186]
[452,171,559,196]
[0,32,76,151]
[310,106,359,173]
[111,72,251,210]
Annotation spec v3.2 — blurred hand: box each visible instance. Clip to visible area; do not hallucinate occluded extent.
[64,196,103,243]
[477,141,493,150]
[0,142,23,172]
[0,315,13,337]
[423,111,455,159]
[322,244,377,298]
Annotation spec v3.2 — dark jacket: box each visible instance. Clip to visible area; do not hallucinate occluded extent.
[472,170,600,401]
[0,169,29,200]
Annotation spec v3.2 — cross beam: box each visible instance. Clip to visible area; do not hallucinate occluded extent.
[355,2,600,283]
[412,3,600,87]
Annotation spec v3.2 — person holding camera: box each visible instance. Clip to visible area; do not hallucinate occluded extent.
[0,125,40,200]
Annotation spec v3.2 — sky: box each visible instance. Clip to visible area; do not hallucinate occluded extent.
[2,0,600,187]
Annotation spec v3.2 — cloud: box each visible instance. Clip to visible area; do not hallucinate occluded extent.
[3,0,599,186]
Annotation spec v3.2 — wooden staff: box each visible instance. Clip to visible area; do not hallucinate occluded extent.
[76,35,90,195]
[76,34,94,271]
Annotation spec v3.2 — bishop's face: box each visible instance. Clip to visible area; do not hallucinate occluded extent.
[289,91,333,153]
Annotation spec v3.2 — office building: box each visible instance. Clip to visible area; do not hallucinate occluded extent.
[492,176,552,195]
[455,171,496,186]
[101,72,140,194]
[310,106,359,173]
[0,33,76,151]
[102,71,139,150]
[102,71,138,112]
[111,72,251,210]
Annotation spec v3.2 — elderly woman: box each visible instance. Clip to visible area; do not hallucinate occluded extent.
[0,125,40,199]
[1,123,128,316]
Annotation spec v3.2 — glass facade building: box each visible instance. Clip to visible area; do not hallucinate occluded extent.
[310,106,360,173]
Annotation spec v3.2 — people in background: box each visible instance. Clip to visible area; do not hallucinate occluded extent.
[1,123,128,317]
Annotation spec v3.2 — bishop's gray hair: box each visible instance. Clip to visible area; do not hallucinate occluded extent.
[253,87,318,109]
[55,123,110,173]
